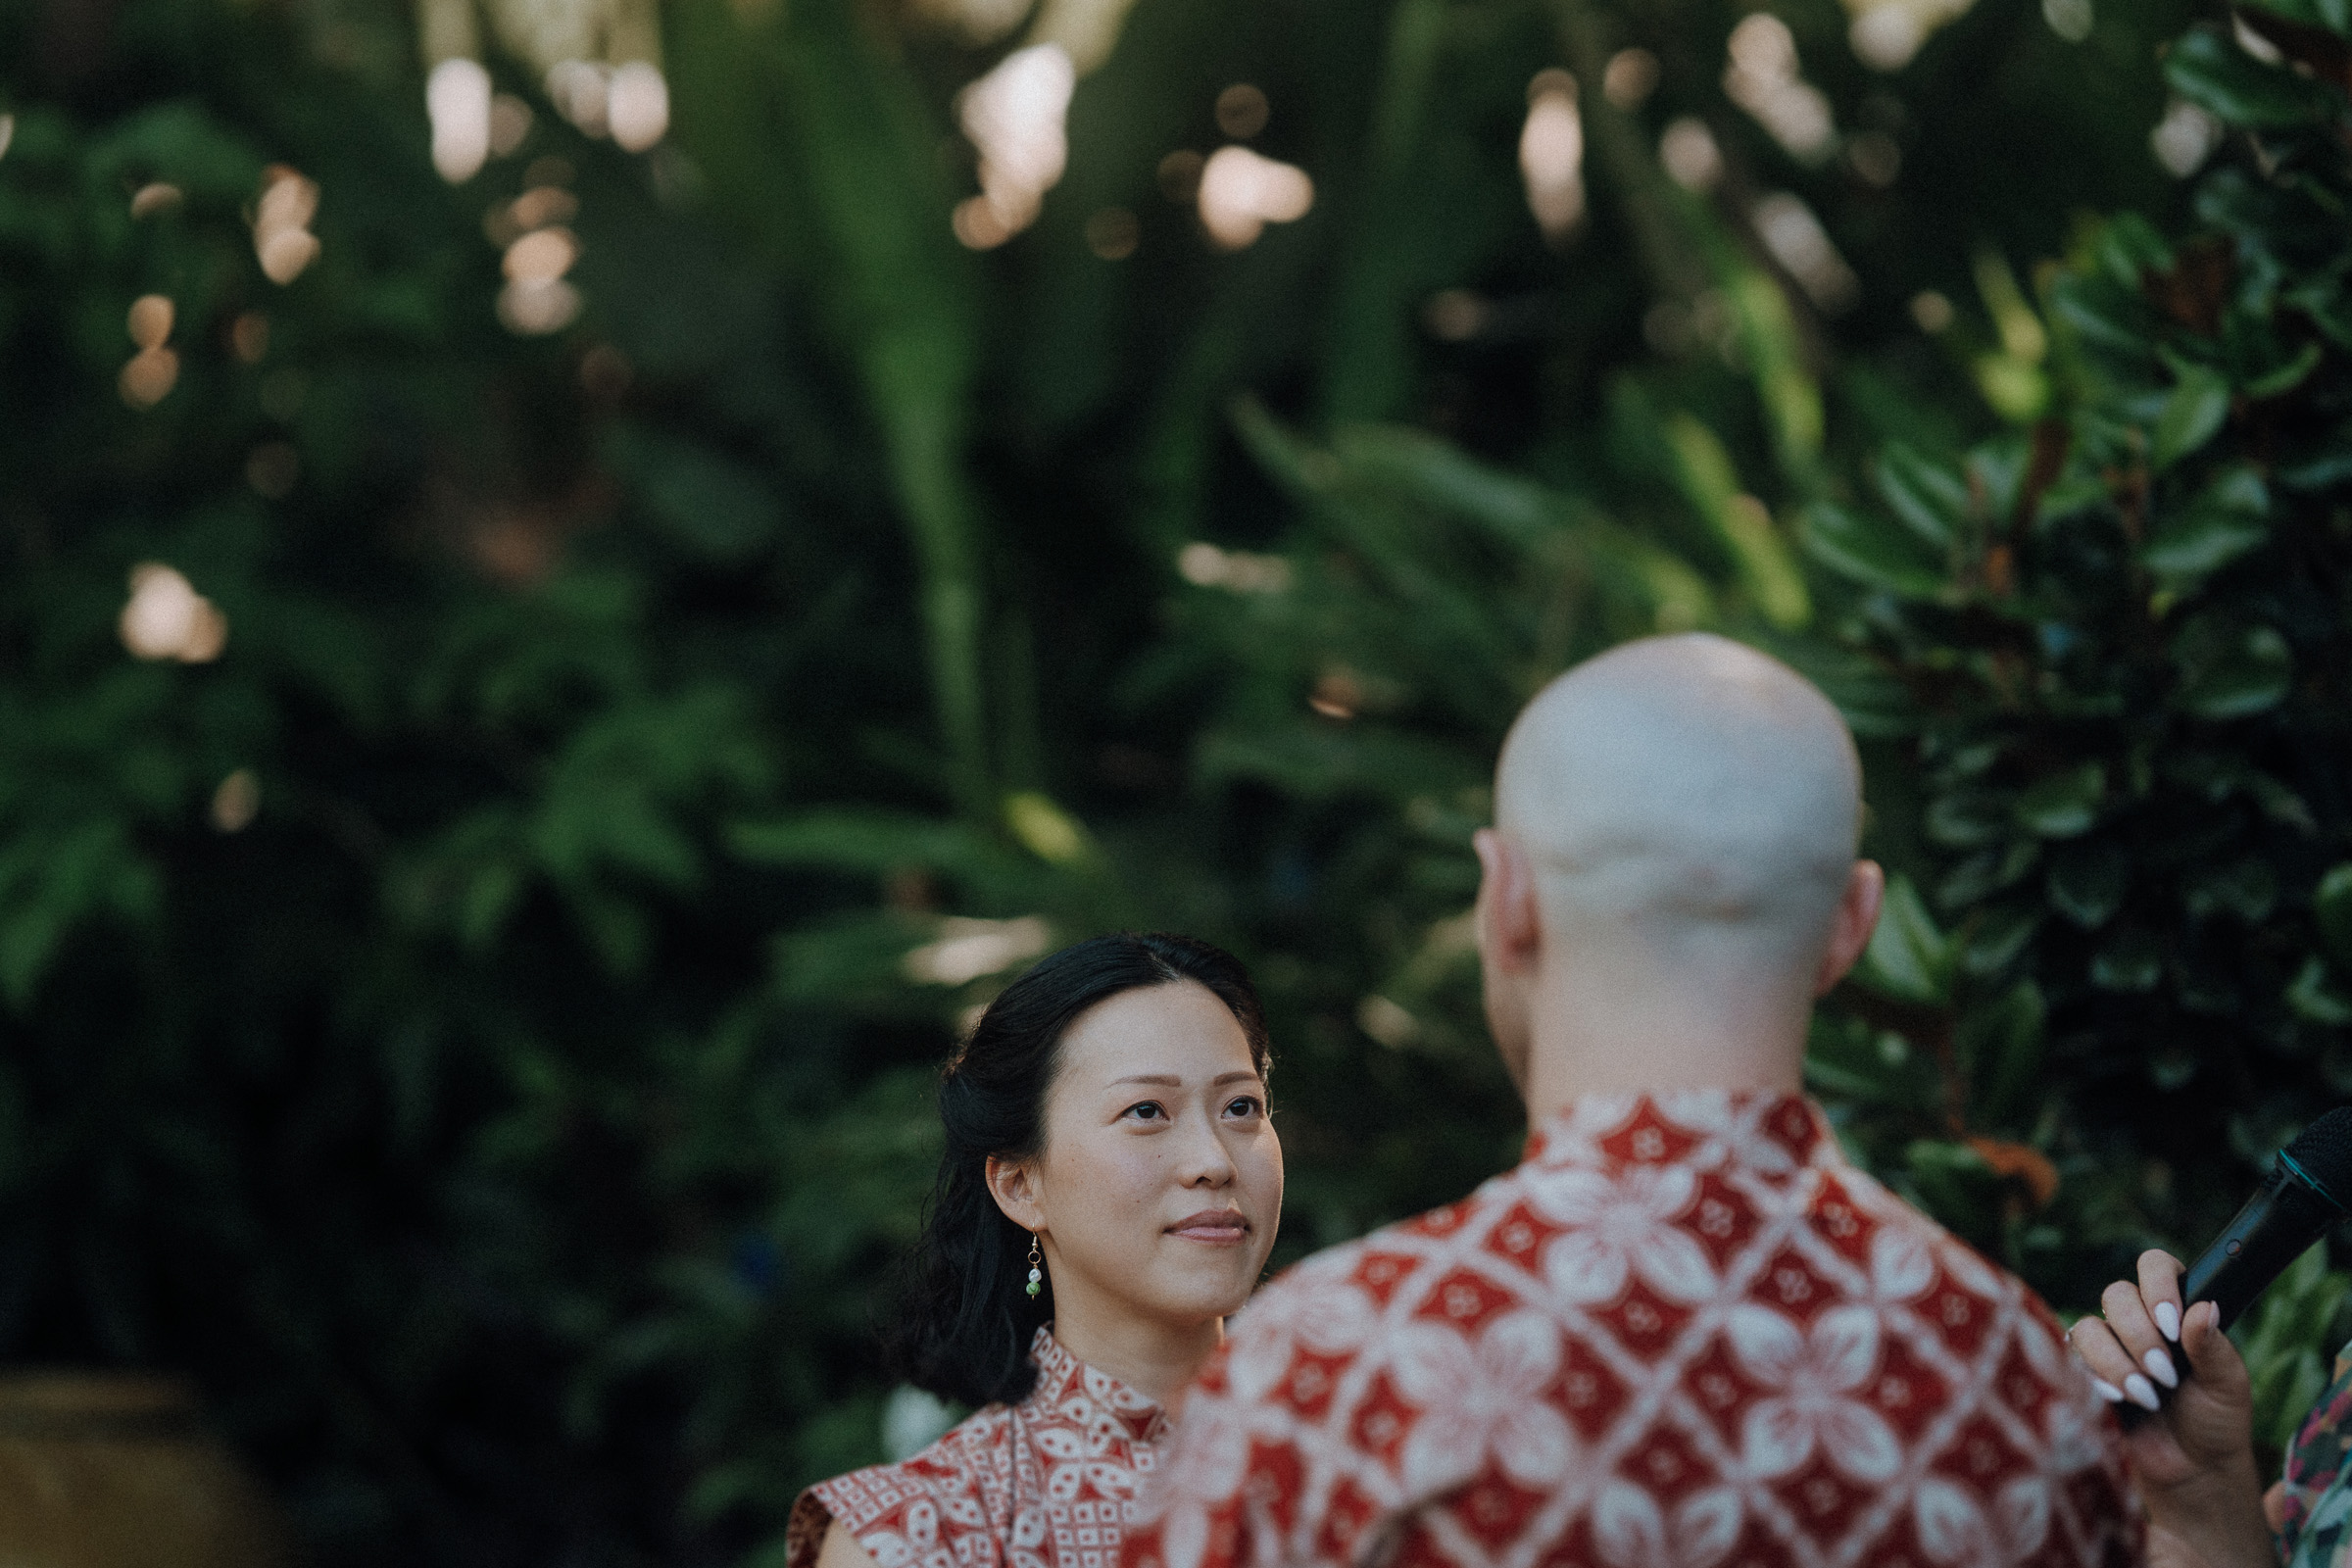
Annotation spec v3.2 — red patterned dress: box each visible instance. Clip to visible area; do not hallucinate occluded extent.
[791,1328,1170,1568]
[1121,1092,2138,1568]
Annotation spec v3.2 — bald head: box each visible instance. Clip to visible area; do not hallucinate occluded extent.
[1495,635,1861,962]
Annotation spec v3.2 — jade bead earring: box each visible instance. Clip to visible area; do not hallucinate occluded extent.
[1025,1235,1043,1298]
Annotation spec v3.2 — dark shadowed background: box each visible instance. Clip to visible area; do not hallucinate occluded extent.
[5,0,2352,1560]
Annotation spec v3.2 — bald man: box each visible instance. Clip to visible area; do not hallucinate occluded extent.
[1120,636,2136,1568]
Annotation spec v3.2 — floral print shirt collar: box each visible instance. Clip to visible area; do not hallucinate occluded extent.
[1523,1087,1836,1175]
[1021,1325,1171,1448]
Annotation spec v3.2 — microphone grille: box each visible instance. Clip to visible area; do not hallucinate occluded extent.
[2284,1107,2352,1201]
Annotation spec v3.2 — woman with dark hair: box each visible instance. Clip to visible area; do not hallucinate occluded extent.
[787,931,1283,1568]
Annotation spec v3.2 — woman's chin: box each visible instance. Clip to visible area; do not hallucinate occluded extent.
[1129,1260,1270,1323]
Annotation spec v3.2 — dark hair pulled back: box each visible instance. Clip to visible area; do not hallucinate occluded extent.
[882,931,1271,1408]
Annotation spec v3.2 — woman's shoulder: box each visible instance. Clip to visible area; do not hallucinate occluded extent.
[835,1401,1016,1503]
[787,1401,1020,1568]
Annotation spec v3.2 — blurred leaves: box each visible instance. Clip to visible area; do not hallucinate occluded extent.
[2165,25,2346,129]
[3,0,2311,1562]
[2237,1244,2352,1463]
[1800,11,2352,1307]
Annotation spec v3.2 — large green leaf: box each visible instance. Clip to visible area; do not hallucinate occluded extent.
[2046,840,2128,928]
[607,424,781,563]
[1800,503,1948,598]
[1960,980,2045,1128]
[1875,445,1969,552]
[2144,465,2271,582]
[1850,874,1954,1005]
[2316,863,2352,965]
[2173,619,2294,719]
[1661,415,1809,629]
[2240,0,2351,35]
[2151,366,2232,470]
[2165,25,2346,128]
[2015,763,2105,839]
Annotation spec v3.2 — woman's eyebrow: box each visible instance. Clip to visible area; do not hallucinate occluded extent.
[1105,1071,1260,1087]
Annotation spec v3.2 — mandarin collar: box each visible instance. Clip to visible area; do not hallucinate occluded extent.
[1021,1326,1172,1446]
[1522,1090,1834,1176]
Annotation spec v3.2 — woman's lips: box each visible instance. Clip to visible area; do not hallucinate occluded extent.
[1167,1209,1250,1244]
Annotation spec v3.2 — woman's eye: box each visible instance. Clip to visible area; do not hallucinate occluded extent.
[1122,1102,1165,1122]
[1224,1096,1263,1118]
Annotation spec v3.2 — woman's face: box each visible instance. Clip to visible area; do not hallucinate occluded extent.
[997,980,1283,1339]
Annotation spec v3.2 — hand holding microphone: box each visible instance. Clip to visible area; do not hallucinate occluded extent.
[2067,1107,2352,1568]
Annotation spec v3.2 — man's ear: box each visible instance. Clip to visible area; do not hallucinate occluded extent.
[1474,828,1542,974]
[985,1153,1045,1236]
[1813,858,1886,998]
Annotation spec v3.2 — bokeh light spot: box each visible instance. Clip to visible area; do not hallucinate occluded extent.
[2151,98,2220,177]
[1177,542,1292,592]
[1520,71,1585,241]
[1423,289,1489,343]
[546,61,612,137]
[608,62,670,153]
[126,294,173,351]
[211,769,261,834]
[2043,0,2093,41]
[120,564,226,662]
[1198,145,1313,250]
[1215,83,1270,139]
[499,278,582,335]
[427,57,492,182]
[1659,118,1723,192]
[490,93,534,157]
[954,44,1076,246]
[1157,149,1204,203]
[1752,193,1858,313]
[119,347,179,410]
[254,167,321,284]
[1602,49,1660,109]
[230,312,270,365]
[1725,14,1834,161]
[1846,129,1901,186]
[504,225,579,284]
[129,182,183,219]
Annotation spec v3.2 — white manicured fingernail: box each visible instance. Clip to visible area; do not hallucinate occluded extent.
[2144,1348,2179,1390]
[2155,1301,2180,1343]
[2092,1379,2126,1402]
[2125,1373,2161,1410]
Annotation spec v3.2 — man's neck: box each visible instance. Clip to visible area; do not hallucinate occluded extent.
[1516,971,1808,1129]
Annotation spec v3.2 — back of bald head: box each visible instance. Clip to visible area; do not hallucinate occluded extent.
[1495,634,1862,967]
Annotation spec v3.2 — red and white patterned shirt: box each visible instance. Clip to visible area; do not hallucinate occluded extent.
[1123,1092,2137,1568]
[792,1328,1171,1568]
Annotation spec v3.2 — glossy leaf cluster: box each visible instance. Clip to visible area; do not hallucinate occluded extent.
[1805,3,2352,1311]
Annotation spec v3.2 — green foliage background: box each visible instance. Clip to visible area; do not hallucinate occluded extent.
[5,0,2352,1559]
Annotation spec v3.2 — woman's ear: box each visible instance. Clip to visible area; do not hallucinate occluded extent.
[985,1154,1045,1235]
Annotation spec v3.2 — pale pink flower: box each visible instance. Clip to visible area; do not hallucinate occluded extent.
[1390,1311,1578,1492]
[1527,1164,1716,1303]
[1590,1482,1742,1568]
[1727,1303,1901,1482]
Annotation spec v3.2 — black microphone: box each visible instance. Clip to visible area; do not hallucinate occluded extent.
[2122,1110,2352,1422]
[2181,1106,2352,1334]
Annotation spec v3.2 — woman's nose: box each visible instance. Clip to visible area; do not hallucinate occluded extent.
[1182,1122,1238,1186]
